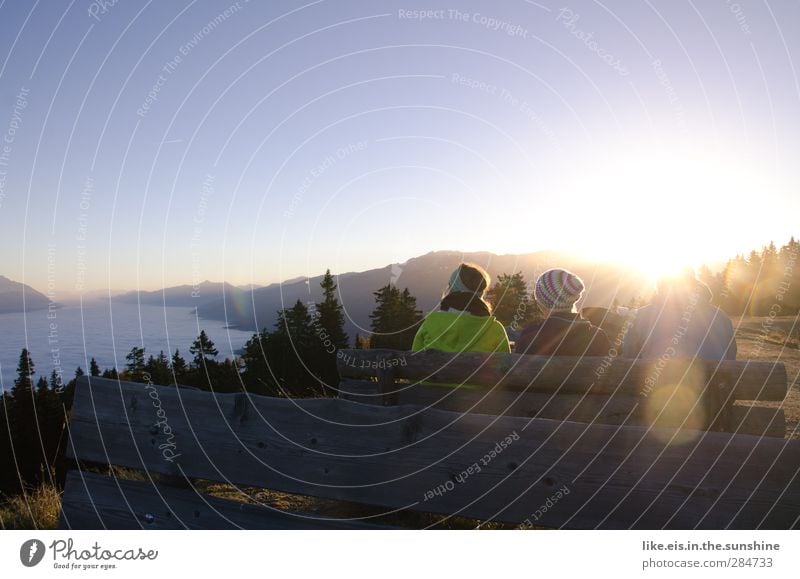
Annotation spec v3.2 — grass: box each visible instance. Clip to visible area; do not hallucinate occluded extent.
[0,484,62,530]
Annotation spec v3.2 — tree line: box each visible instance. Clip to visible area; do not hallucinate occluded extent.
[699,237,800,317]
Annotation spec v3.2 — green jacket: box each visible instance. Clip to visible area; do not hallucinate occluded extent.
[412,310,510,354]
[411,311,510,389]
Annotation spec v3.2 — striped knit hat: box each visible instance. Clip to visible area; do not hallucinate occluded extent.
[534,268,585,312]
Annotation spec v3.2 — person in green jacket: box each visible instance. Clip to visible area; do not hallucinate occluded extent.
[412,263,510,354]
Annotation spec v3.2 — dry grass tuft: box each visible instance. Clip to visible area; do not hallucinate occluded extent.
[0,484,62,530]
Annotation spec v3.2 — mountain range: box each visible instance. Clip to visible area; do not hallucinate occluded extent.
[2,251,653,338]
[113,281,252,308]
[0,275,51,314]
[194,250,651,339]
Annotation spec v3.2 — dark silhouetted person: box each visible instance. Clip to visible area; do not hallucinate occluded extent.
[623,270,736,360]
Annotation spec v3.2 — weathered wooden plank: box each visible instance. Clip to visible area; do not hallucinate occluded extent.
[58,471,388,529]
[338,380,785,437]
[66,376,800,529]
[336,349,787,401]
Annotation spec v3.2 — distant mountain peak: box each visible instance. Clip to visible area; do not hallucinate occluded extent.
[0,275,50,313]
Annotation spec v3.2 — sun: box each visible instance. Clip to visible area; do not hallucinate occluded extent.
[543,142,758,279]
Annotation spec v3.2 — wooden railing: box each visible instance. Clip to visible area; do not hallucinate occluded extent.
[337,349,787,437]
[58,361,799,529]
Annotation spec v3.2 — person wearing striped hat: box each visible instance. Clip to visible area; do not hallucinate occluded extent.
[515,268,610,356]
[412,263,510,359]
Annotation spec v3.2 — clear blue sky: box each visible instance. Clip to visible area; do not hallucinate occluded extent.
[1,0,799,293]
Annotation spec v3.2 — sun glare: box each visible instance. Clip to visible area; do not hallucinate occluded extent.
[506,142,771,279]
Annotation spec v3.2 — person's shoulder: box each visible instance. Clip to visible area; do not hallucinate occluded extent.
[591,325,611,343]
[488,315,507,328]
[708,305,735,327]
[519,319,545,335]
[424,310,459,321]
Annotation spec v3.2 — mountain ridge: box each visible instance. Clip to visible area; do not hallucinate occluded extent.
[195,250,652,339]
[0,275,52,314]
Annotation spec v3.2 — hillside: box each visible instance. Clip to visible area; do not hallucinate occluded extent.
[195,250,652,338]
[0,275,51,314]
[114,281,253,309]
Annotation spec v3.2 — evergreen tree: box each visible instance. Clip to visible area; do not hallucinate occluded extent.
[711,238,800,317]
[143,350,171,385]
[240,328,278,395]
[12,348,35,394]
[35,375,48,393]
[89,357,101,377]
[49,369,62,392]
[190,330,219,368]
[171,349,188,380]
[311,270,349,392]
[369,285,422,350]
[486,272,539,327]
[315,270,349,349]
[124,346,145,381]
[7,350,52,489]
[267,300,326,397]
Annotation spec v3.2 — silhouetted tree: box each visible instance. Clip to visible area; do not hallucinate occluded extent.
[124,346,145,381]
[486,272,540,327]
[143,351,169,385]
[89,357,101,377]
[190,330,219,368]
[315,270,349,348]
[312,270,349,392]
[171,349,188,381]
[240,328,277,395]
[369,285,422,350]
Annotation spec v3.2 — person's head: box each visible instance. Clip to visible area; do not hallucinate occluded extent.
[655,268,712,304]
[534,268,585,315]
[440,263,492,316]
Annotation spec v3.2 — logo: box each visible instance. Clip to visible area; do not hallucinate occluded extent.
[20,539,46,567]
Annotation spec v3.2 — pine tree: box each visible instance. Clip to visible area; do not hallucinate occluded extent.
[89,357,101,377]
[124,346,145,381]
[240,329,277,395]
[315,270,349,349]
[190,330,219,368]
[49,369,62,392]
[12,348,35,394]
[486,272,539,327]
[171,349,188,380]
[267,300,325,397]
[369,285,422,350]
[311,270,350,392]
[145,350,171,385]
[8,350,42,487]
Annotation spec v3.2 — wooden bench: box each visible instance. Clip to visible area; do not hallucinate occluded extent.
[337,349,789,437]
[59,371,800,529]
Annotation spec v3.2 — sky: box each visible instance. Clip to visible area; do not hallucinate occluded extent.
[0,0,799,294]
